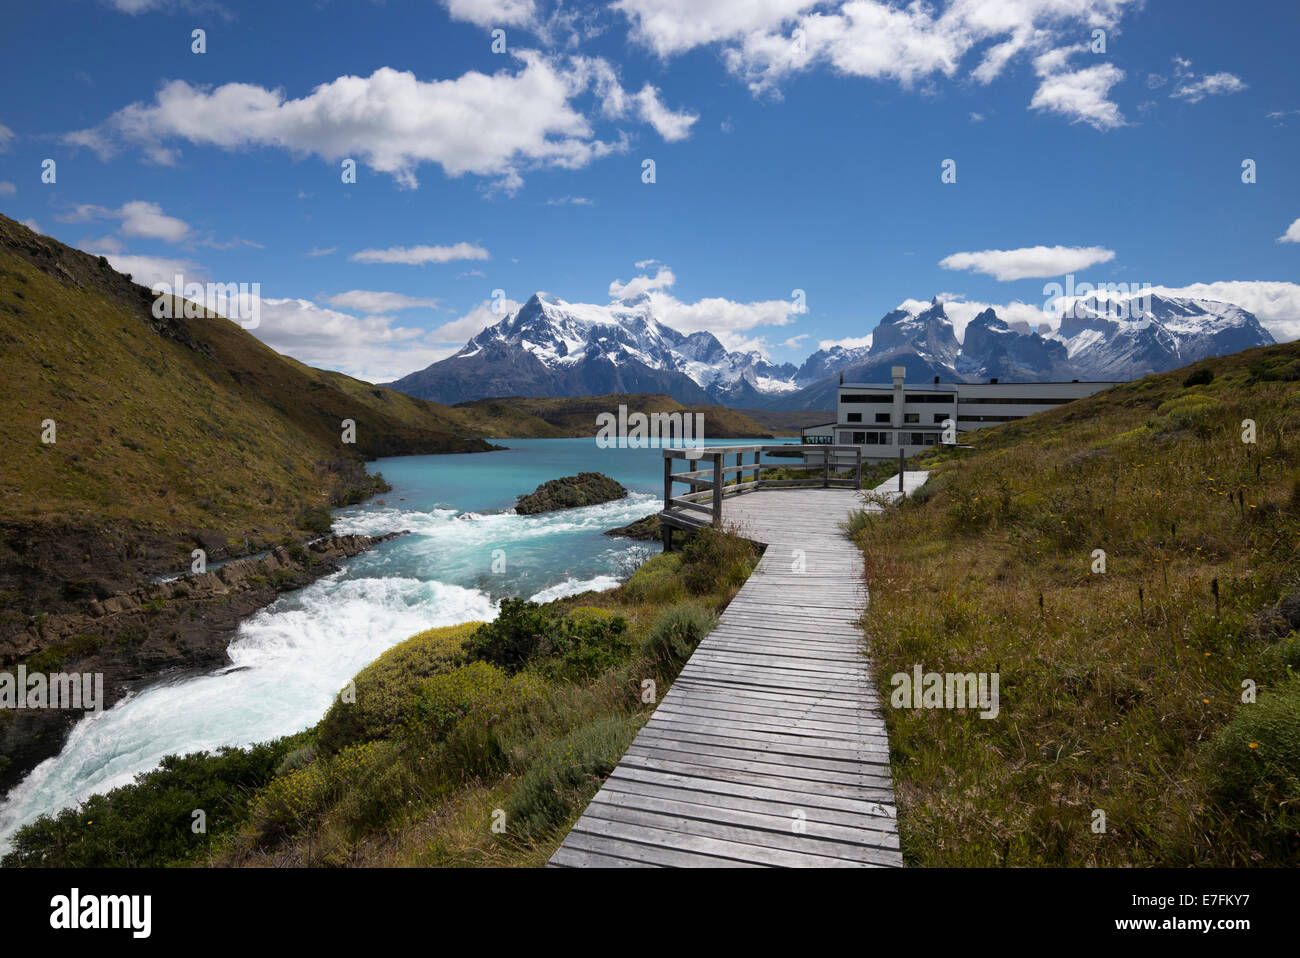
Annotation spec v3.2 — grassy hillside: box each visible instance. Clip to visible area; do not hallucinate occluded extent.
[0,215,494,582]
[850,340,1300,865]
[453,393,776,438]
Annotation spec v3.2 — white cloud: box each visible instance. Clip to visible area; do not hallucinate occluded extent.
[645,291,802,350]
[21,218,40,233]
[609,265,676,299]
[546,195,594,205]
[1029,47,1126,129]
[940,244,1115,281]
[0,181,15,195]
[0,122,12,151]
[616,0,1138,129]
[56,200,190,242]
[66,52,690,191]
[103,253,206,287]
[632,84,698,140]
[252,298,461,384]
[117,200,189,241]
[325,290,441,313]
[605,262,803,349]
[441,0,537,28]
[306,246,337,257]
[818,333,873,351]
[1278,218,1300,244]
[430,298,524,343]
[350,243,490,265]
[1171,71,1246,103]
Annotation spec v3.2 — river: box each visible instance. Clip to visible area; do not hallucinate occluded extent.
[0,438,789,849]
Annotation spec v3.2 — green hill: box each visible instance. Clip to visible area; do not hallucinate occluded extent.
[0,213,495,612]
[851,340,1300,865]
[453,393,776,438]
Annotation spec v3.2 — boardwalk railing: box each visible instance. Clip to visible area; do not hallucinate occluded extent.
[662,444,863,531]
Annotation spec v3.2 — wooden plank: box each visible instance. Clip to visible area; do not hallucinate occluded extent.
[549,483,910,868]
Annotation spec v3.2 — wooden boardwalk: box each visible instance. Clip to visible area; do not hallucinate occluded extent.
[550,474,928,868]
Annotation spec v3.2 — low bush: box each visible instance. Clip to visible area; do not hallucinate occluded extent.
[503,713,644,842]
[411,662,519,741]
[641,602,716,673]
[622,552,686,604]
[1204,677,1300,845]
[679,526,758,594]
[315,621,483,754]
[2,739,295,867]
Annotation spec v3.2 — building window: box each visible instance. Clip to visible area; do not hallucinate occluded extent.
[841,394,894,403]
[853,431,866,444]
[959,397,1074,405]
[904,413,919,424]
[911,432,924,446]
[875,413,891,423]
[934,413,948,423]
[904,393,953,403]
[847,412,862,423]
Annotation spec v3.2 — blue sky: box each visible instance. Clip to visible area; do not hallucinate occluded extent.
[1,0,1297,383]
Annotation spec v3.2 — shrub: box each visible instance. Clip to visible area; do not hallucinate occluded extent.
[1183,367,1214,388]
[411,662,518,741]
[315,621,483,753]
[841,507,875,539]
[503,713,644,842]
[463,599,551,671]
[298,506,333,534]
[2,740,294,867]
[641,602,716,672]
[1202,676,1300,850]
[679,527,757,594]
[542,607,633,682]
[249,741,393,842]
[622,552,685,604]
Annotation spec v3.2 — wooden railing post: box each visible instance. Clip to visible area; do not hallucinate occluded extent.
[712,452,723,527]
[823,446,830,488]
[663,452,672,508]
[855,446,862,488]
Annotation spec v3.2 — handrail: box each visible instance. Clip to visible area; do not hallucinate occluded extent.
[661,444,864,529]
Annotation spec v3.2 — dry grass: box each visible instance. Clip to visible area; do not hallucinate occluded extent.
[853,343,1300,866]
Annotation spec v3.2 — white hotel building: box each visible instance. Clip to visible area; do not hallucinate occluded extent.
[802,366,1119,461]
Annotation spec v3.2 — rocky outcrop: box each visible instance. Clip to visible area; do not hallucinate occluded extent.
[515,473,627,515]
[603,514,661,541]
[0,532,401,795]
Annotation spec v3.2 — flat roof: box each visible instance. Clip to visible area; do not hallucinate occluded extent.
[840,380,1124,389]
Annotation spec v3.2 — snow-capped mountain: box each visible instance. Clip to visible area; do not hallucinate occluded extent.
[1048,294,1274,380]
[384,292,796,405]
[385,290,1277,410]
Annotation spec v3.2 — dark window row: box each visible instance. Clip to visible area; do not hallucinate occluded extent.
[958,396,1074,405]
